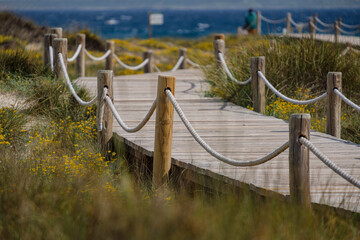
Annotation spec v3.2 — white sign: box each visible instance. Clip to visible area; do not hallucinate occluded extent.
[150,13,164,25]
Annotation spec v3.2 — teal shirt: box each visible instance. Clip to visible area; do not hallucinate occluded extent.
[244,12,257,30]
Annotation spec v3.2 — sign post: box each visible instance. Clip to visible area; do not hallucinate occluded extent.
[148,12,164,38]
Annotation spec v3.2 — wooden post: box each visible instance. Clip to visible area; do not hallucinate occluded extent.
[153,75,176,187]
[286,13,292,34]
[76,33,86,77]
[53,38,67,79]
[309,18,315,38]
[179,48,187,69]
[44,33,56,68]
[326,72,342,138]
[257,11,261,35]
[143,51,153,73]
[213,34,225,71]
[250,56,265,114]
[105,40,115,71]
[313,14,318,28]
[334,21,340,43]
[97,70,113,153]
[289,114,311,207]
[50,27,63,38]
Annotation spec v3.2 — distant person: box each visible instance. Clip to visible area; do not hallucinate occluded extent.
[243,9,257,34]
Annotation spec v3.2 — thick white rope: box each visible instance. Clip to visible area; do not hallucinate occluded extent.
[165,89,289,166]
[113,53,149,71]
[314,17,333,28]
[154,65,162,73]
[289,17,307,28]
[218,53,252,85]
[58,53,98,106]
[299,137,360,189]
[349,47,360,54]
[49,46,54,72]
[104,95,157,133]
[171,56,185,72]
[334,89,360,111]
[310,22,333,33]
[186,58,201,68]
[340,22,360,29]
[336,25,359,35]
[67,44,82,62]
[261,16,286,24]
[98,87,108,131]
[257,71,327,105]
[84,49,111,61]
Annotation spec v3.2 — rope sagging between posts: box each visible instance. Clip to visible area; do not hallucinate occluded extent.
[186,58,201,68]
[310,22,333,33]
[104,95,157,133]
[261,16,287,24]
[58,53,98,106]
[336,26,360,35]
[67,44,83,62]
[257,71,327,105]
[171,56,185,72]
[340,21,360,29]
[334,89,360,111]
[165,89,289,166]
[113,54,149,71]
[289,17,307,28]
[85,49,111,61]
[314,17,333,28]
[218,53,252,85]
[299,137,360,189]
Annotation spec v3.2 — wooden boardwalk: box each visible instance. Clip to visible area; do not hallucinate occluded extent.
[78,69,360,212]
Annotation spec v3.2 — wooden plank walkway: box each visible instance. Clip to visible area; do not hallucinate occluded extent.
[77,69,360,212]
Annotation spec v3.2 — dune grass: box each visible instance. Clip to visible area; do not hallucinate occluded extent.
[204,36,360,143]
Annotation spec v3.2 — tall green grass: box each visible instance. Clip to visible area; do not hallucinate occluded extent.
[205,36,360,143]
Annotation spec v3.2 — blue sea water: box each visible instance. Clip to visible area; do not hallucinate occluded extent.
[13,8,360,39]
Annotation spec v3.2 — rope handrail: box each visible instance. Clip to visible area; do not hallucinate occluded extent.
[67,44,82,62]
[171,56,185,72]
[299,137,360,188]
[84,49,111,61]
[257,71,327,105]
[49,46,54,72]
[218,53,252,85]
[310,22,333,33]
[104,95,157,133]
[113,53,149,71]
[261,16,286,24]
[154,64,162,73]
[336,25,359,35]
[340,22,360,29]
[186,58,201,68]
[58,53,98,106]
[334,89,360,111]
[289,17,307,28]
[314,16,333,28]
[165,89,289,167]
